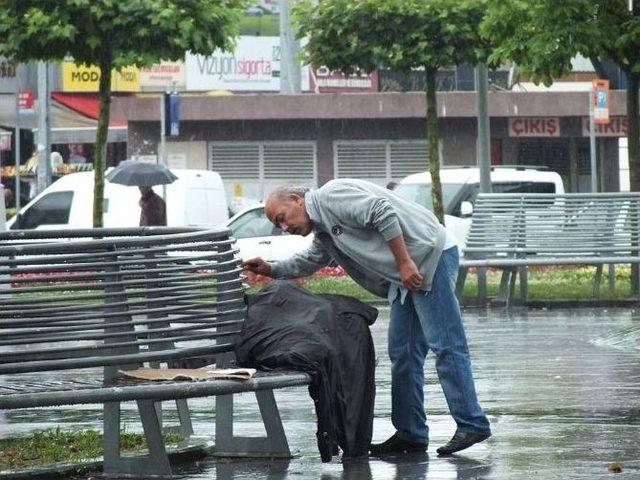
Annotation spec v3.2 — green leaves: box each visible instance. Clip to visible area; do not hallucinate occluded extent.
[0,0,248,227]
[294,0,488,74]
[0,0,248,67]
[482,0,626,83]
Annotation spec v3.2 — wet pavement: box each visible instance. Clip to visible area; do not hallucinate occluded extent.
[2,306,640,479]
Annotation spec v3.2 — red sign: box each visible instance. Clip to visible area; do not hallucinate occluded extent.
[508,117,560,137]
[17,90,35,112]
[581,116,627,137]
[309,67,379,93]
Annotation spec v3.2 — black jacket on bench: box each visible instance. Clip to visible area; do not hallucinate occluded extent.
[235,281,377,462]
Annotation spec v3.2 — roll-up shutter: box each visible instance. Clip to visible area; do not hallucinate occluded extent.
[390,142,428,178]
[334,142,387,180]
[209,143,260,179]
[334,140,428,186]
[263,143,316,180]
[208,141,316,205]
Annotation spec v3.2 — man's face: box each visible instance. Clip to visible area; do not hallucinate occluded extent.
[265,194,313,236]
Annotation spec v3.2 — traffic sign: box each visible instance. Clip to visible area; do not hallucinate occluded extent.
[592,79,610,125]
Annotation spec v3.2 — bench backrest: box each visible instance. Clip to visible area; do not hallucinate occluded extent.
[464,193,640,259]
[0,227,244,380]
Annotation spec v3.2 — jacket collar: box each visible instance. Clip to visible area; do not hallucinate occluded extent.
[304,190,324,231]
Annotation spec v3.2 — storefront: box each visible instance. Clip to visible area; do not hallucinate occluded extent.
[0,93,127,209]
[114,90,629,205]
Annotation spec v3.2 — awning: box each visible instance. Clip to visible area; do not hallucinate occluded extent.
[51,92,127,127]
[0,94,127,144]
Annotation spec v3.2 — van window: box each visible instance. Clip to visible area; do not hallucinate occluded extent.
[16,191,74,229]
[394,183,464,213]
[230,207,282,239]
[458,182,557,213]
[493,182,556,194]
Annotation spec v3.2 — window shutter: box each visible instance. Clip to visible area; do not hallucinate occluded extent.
[208,143,260,179]
[335,142,387,179]
[263,143,315,180]
[335,140,429,183]
[390,142,428,178]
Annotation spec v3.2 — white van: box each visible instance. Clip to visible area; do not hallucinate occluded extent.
[395,166,566,249]
[7,169,229,230]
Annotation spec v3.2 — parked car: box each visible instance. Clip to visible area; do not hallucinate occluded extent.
[226,204,313,261]
[226,203,470,261]
[395,165,566,250]
[6,169,229,230]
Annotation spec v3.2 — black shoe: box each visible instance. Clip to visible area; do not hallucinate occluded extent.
[369,433,427,457]
[436,430,491,456]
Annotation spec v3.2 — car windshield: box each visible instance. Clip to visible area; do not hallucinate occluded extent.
[394,183,464,212]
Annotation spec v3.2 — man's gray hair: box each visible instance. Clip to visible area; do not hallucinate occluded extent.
[268,185,310,202]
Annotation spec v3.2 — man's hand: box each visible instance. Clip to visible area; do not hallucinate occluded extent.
[399,258,423,291]
[387,235,423,291]
[242,257,272,277]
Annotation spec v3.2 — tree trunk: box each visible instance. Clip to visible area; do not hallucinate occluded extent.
[425,66,444,224]
[626,72,640,293]
[93,60,112,228]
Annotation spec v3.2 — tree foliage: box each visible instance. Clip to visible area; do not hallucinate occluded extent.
[483,0,640,83]
[295,0,488,74]
[482,0,640,193]
[294,0,489,223]
[0,0,247,227]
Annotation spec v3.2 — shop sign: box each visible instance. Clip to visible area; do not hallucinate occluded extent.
[185,36,309,91]
[508,117,560,137]
[62,62,140,92]
[134,155,158,164]
[581,116,627,137]
[0,130,12,151]
[140,61,185,90]
[0,56,17,93]
[17,90,35,113]
[167,153,186,169]
[309,67,379,93]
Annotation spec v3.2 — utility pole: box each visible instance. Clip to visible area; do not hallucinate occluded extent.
[475,63,492,303]
[36,61,51,194]
[279,0,301,94]
[159,93,166,166]
[476,63,492,194]
[14,64,21,211]
[588,92,598,192]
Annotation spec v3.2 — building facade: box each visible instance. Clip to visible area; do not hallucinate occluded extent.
[115,90,626,204]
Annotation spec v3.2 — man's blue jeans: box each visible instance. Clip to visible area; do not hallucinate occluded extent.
[388,247,490,445]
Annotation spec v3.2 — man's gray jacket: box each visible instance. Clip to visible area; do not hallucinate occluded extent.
[269,179,447,298]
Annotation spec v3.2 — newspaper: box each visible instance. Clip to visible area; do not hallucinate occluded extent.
[120,367,256,382]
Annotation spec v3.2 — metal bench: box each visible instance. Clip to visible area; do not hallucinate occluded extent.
[0,227,310,478]
[458,193,640,304]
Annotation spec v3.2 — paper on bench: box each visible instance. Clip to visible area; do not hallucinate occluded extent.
[119,367,257,381]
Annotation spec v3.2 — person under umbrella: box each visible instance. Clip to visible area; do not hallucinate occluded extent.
[106,160,178,226]
[138,186,166,226]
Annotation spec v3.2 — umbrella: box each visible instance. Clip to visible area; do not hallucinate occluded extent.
[106,160,178,187]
